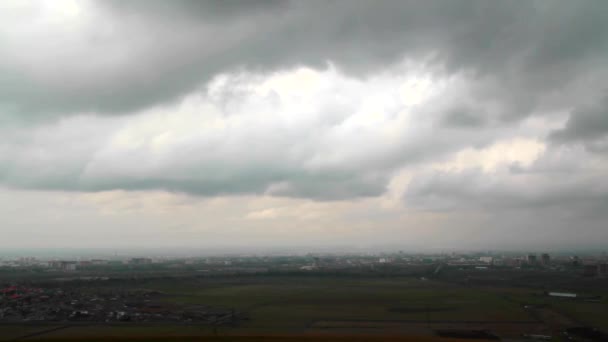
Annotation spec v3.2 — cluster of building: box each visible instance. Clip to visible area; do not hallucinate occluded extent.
[0,258,158,272]
[0,284,239,324]
[439,252,608,275]
[583,263,608,277]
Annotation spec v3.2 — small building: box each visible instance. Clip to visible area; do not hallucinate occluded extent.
[570,256,580,266]
[479,257,493,264]
[65,263,77,272]
[548,292,577,298]
[91,259,109,265]
[502,258,522,267]
[129,258,152,265]
[583,264,598,277]
[56,261,78,272]
[300,265,317,271]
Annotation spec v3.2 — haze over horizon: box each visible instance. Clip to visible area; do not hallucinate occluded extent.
[1,0,607,250]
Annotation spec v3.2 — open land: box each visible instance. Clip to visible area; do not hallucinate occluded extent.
[1,255,607,341]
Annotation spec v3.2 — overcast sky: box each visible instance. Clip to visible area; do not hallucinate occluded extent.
[1,0,607,252]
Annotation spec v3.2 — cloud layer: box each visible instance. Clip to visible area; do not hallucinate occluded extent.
[1,0,607,248]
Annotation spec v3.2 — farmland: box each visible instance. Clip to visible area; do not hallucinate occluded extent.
[2,271,607,341]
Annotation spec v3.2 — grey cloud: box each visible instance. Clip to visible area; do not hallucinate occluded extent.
[0,149,388,201]
[441,107,487,128]
[405,144,608,220]
[86,172,386,201]
[1,0,608,204]
[103,0,285,20]
[550,98,608,144]
[406,169,605,212]
[0,67,510,200]
[2,1,608,249]
[1,1,607,119]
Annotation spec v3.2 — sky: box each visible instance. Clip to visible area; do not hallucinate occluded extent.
[0,0,607,252]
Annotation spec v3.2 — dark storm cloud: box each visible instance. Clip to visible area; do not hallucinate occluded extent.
[550,97,608,144]
[1,0,607,119]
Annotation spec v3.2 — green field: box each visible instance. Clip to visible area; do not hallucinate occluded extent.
[1,275,607,340]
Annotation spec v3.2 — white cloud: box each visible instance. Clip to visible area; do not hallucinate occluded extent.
[3,63,481,199]
[432,138,546,173]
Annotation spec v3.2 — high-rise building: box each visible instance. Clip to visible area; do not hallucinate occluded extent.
[541,253,550,266]
[527,254,537,265]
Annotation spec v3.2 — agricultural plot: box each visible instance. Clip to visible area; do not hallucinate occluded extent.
[1,275,606,340]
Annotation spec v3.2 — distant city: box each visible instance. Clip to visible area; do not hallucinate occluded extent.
[2,250,607,277]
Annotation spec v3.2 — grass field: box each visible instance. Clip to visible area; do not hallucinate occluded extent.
[1,275,607,340]
[1,335,484,342]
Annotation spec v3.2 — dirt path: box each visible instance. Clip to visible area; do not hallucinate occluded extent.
[12,325,73,340]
